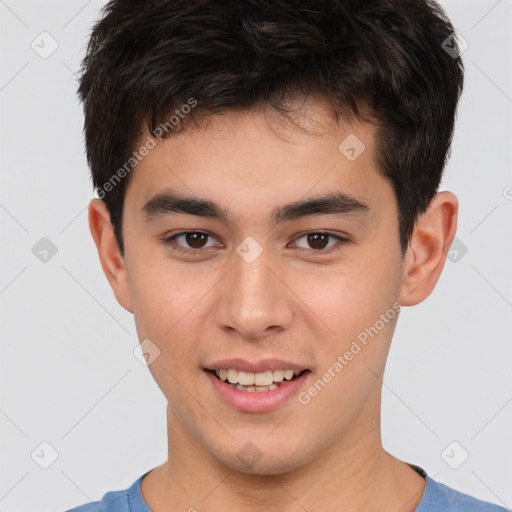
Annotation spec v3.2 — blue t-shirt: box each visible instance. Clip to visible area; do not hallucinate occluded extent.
[66,464,509,511]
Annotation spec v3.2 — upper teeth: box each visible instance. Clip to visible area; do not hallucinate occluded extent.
[215,369,301,386]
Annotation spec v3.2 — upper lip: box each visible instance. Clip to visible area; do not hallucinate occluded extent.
[205,358,309,373]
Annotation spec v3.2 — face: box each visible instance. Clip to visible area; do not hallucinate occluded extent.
[109,99,408,474]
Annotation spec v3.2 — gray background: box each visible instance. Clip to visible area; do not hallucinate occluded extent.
[1,0,511,510]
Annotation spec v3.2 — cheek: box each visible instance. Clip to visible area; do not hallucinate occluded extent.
[126,255,209,360]
[290,256,401,346]
[127,261,210,407]
[288,254,402,410]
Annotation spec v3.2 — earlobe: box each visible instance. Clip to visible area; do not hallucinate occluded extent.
[88,198,134,313]
[399,191,458,306]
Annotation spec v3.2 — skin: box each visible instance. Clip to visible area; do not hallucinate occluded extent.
[89,97,458,511]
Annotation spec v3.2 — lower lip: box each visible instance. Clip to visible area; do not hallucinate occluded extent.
[204,370,310,413]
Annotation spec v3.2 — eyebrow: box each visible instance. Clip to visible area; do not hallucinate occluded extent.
[141,189,370,225]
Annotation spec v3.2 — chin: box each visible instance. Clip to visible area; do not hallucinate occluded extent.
[214,444,310,476]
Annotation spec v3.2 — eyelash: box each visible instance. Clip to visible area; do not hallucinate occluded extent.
[161,231,350,255]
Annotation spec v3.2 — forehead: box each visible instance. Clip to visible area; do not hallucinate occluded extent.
[124,99,391,222]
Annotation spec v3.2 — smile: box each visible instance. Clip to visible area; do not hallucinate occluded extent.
[205,367,311,412]
[212,368,303,392]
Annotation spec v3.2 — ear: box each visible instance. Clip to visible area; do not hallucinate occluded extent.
[88,198,133,313]
[399,191,458,306]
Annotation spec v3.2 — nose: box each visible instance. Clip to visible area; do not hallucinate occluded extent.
[214,245,294,341]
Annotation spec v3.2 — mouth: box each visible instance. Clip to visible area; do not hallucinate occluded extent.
[203,358,312,412]
[206,368,309,393]
[203,362,312,412]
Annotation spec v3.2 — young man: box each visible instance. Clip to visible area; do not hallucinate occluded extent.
[68,0,507,510]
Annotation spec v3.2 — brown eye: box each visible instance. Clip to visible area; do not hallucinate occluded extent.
[185,232,209,249]
[293,232,344,252]
[306,233,329,250]
[163,231,221,253]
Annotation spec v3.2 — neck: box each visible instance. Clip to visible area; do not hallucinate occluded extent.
[141,384,426,511]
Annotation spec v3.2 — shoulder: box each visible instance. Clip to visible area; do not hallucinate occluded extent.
[65,490,127,512]
[418,474,509,512]
[64,473,148,512]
